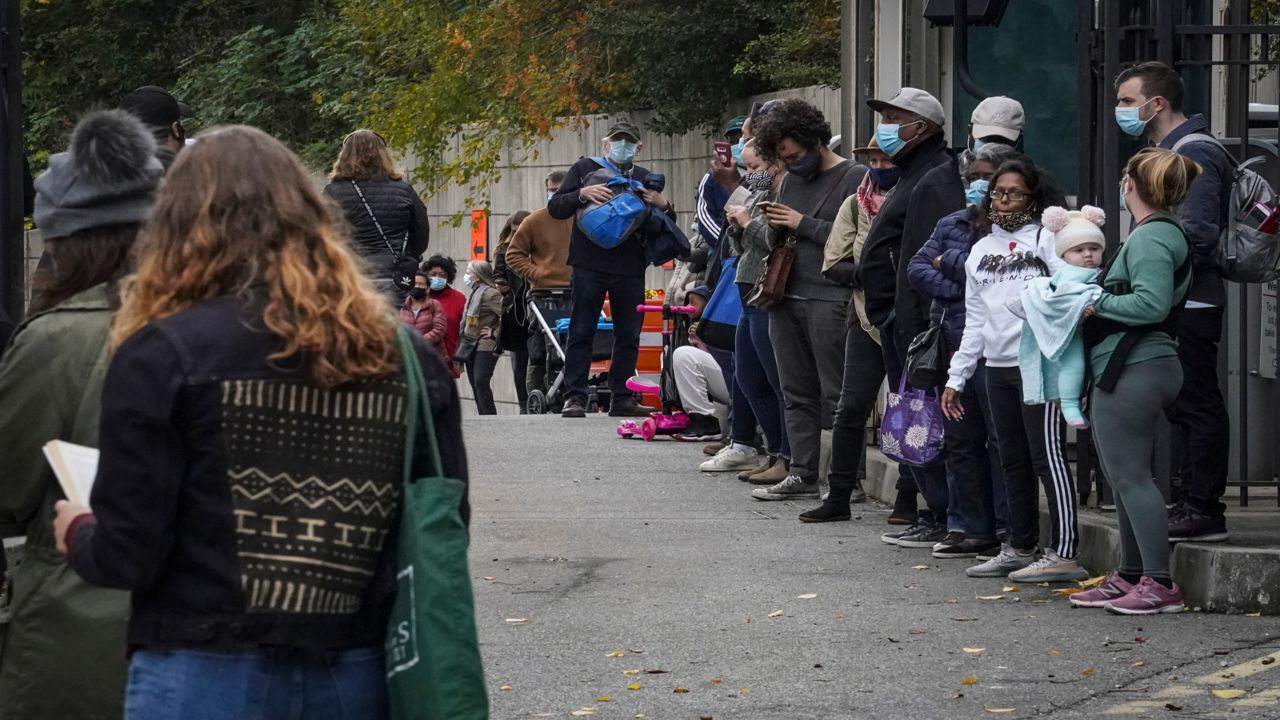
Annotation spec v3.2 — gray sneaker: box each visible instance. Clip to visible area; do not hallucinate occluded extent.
[751,475,819,501]
[880,523,924,546]
[1007,550,1090,583]
[896,524,948,548]
[965,545,1038,578]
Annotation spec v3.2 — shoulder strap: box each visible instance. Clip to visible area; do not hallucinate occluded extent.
[350,181,407,257]
[1171,132,1239,169]
[590,156,623,178]
[397,327,444,480]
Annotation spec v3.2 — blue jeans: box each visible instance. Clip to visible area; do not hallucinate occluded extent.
[708,348,759,445]
[734,305,788,456]
[564,268,645,400]
[944,360,1008,539]
[125,646,386,720]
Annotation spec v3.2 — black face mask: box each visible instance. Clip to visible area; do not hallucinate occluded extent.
[408,287,428,300]
[786,148,822,181]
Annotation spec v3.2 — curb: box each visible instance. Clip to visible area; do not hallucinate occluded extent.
[863,448,1280,615]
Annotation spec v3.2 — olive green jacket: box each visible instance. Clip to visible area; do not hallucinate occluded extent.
[0,284,129,720]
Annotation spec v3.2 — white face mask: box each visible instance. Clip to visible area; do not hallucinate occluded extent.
[463,274,474,288]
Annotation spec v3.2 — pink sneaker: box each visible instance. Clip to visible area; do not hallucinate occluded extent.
[1069,572,1135,608]
[1105,576,1186,615]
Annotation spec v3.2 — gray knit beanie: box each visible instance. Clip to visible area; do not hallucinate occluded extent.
[34,109,164,239]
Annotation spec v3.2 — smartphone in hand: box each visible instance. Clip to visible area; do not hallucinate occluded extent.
[713,141,733,168]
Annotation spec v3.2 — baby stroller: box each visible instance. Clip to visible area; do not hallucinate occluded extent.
[525,288,615,414]
[617,303,697,441]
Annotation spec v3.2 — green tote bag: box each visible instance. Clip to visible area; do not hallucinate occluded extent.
[387,328,489,719]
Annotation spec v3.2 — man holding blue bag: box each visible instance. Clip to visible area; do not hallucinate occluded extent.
[549,117,678,418]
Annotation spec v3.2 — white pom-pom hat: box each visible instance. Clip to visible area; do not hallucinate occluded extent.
[1042,205,1106,258]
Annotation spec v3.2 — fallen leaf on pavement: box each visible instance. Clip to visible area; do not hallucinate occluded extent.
[1079,575,1107,589]
[1210,689,1245,699]
[984,708,1015,714]
[623,669,641,676]
[963,648,987,655]
[1132,661,1146,667]
[962,677,978,685]
[710,678,722,685]
[834,612,845,620]
[594,697,611,702]
[606,651,624,658]
[1036,582,1050,588]
[527,714,554,718]
[483,576,495,581]
[499,685,513,691]
[1002,585,1021,593]
[673,687,690,694]
[626,684,642,691]
[1051,587,1078,596]
[1246,612,1262,617]
[1082,668,1095,676]
[910,628,926,635]
[912,565,929,570]
[738,688,749,695]
[797,593,818,599]
[1049,650,1061,656]
[570,710,595,717]
[768,610,784,618]
[976,595,1005,601]
[629,648,645,653]
[505,618,530,624]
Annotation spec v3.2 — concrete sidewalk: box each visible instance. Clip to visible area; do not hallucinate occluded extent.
[862,449,1280,615]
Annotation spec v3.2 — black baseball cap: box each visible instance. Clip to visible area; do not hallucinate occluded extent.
[119,85,194,129]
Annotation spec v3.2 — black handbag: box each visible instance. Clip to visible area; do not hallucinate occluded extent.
[350,181,418,291]
[454,333,479,365]
[906,320,948,390]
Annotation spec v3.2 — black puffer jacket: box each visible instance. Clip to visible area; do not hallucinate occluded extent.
[324,176,430,276]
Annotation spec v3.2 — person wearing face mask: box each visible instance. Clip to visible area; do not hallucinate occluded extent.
[399,271,449,362]
[422,254,468,378]
[1113,61,1234,545]
[792,135,897,522]
[458,260,504,415]
[957,96,1025,175]
[904,143,1021,555]
[941,159,1086,584]
[118,85,193,170]
[858,88,965,546]
[695,116,748,250]
[745,99,865,502]
[721,139,790,483]
[547,118,677,419]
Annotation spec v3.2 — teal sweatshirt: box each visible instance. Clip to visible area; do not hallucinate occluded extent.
[1088,211,1190,379]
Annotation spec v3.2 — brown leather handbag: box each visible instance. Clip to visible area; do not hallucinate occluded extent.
[745,234,797,309]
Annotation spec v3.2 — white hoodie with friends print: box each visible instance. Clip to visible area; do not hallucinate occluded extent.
[945,222,1065,391]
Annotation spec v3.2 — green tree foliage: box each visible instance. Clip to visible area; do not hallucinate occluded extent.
[22,0,840,196]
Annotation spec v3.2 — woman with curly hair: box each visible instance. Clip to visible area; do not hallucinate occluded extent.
[941,158,1085,585]
[51,126,469,719]
[746,99,864,502]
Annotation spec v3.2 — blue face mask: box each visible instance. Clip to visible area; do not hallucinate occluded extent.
[547,190,555,204]
[1115,98,1156,137]
[607,139,637,165]
[875,121,919,157]
[971,138,986,153]
[868,167,899,190]
[966,178,990,207]
[731,138,746,168]
[428,276,447,292]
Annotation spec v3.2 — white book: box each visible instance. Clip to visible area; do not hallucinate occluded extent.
[41,440,100,508]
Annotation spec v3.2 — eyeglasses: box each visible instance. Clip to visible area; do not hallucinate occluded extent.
[988,189,1030,202]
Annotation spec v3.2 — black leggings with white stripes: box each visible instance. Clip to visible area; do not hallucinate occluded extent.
[983,366,1079,559]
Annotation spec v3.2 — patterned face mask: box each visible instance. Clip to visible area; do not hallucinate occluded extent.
[988,208,1036,232]
[741,170,773,192]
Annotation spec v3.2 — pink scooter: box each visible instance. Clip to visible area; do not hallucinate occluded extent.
[617,303,697,441]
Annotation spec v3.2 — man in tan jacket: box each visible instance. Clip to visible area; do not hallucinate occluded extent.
[505,171,573,395]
